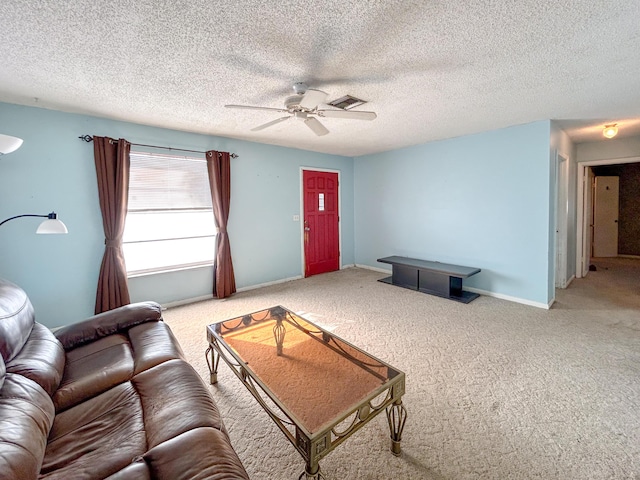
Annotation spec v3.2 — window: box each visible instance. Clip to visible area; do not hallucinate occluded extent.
[123,151,216,275]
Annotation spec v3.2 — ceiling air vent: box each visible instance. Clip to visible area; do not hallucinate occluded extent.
[328,95,367,110]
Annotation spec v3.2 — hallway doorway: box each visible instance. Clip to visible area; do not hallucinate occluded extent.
[576,156,640,278]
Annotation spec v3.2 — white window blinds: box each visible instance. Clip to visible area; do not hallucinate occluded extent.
[123,151,216,275]
[128,152,212,211]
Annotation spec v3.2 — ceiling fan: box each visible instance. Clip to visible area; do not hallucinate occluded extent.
[225,82,377,136]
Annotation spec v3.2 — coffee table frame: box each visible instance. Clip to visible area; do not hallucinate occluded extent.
[206,306,407,479]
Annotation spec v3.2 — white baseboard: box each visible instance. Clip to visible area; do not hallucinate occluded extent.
[162,294,214,309]
[355,263,391,274]
[237,275,304,293]
[162,275,304,310]
[556,274,576,289]
[464,287,552,309]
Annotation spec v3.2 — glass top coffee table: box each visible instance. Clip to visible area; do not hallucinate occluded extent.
[206,306,407,479]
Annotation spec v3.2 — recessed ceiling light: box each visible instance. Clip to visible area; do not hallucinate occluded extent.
[603,124,618,139]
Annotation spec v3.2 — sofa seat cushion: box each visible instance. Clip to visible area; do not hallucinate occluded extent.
[101,428,251,480]
[41,359,244,479]
[6,323,65,397]
[142,427,251,480]
[133,359,225,448]
[103,460,151,480]
[0,373,55,480]
[41,381,147,479]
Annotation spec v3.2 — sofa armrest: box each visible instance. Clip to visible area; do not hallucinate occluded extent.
[54,302,162,350]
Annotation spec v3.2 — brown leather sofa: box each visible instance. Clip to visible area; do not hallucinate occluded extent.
[0,278,249,480]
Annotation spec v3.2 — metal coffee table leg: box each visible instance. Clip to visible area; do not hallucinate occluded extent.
[299,462,325,480]
[205,344,220,384]
[386,400,408,456]
[273,318,286,356]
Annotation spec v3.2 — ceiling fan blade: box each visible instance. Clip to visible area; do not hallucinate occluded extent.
[304,117,329,136]
[251,116,291,131]
[299,89,328,110]
[316,109,377,120]
[225,104,288,113]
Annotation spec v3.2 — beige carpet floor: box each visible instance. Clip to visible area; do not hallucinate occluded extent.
[163,258,640,479]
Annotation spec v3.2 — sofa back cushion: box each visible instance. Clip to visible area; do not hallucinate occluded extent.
[53,334,134,412]
[6,323,65,397]
[0,278,35,363]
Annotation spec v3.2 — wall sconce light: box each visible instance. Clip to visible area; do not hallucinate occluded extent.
[602,124,618,139]
[0,134,24,155]
[0,212,68,234]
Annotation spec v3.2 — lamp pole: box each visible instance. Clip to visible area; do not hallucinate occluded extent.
[0,212,56,227]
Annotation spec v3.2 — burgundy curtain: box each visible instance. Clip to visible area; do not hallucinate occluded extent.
[206,150,236,298]
[93,136,131,313]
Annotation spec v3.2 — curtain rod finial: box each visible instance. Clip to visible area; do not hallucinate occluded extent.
[79,135,93,142]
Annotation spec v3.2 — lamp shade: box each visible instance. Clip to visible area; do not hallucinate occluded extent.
[36,218,68,234]
[0,134,24,155]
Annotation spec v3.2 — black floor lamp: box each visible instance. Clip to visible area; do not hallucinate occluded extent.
[0,212,68,234]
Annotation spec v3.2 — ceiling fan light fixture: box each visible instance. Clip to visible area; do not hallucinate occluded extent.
[603,124,618,139]
[227,83,377,137]
[292,82,308,95]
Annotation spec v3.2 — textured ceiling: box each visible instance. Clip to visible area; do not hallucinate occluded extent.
[1,1,639,156]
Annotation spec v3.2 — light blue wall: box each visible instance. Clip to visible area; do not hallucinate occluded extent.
[1,100,559,323]
[354,121,553,306]
[0,102,354,327]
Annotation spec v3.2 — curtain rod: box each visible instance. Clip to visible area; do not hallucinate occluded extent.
[78,135,239,158]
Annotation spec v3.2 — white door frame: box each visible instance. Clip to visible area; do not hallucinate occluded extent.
[576,155,640,277]
[299,167,342,277]
[555,153,569,287]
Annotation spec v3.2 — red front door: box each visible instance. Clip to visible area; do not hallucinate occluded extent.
[303,170,339,277]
